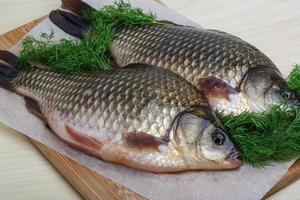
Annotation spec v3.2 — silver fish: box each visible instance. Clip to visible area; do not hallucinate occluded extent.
[0,51,242,173]
[52,0,298,115]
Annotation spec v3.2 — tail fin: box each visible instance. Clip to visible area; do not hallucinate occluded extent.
[49,10,89,39]
[61,0,96,15]
[0,51,20,90]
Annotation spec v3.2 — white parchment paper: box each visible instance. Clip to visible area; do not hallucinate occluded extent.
[0,0,295,199]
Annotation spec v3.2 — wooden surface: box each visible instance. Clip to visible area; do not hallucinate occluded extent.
[0,0,300,200]
[0,125,82,200]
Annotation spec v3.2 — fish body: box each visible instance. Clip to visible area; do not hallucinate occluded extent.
[52,1,298,114]
[111,25,275,89]
[109,25,279,114]
[0,51,242,172]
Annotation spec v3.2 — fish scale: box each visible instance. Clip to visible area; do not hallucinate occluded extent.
[12,65,206,139]
[111,25,277,88]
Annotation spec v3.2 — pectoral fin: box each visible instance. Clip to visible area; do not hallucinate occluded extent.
[112,132,184,173]
[197,77,237,101]
[123,132,168,152]
[197,77,247,114]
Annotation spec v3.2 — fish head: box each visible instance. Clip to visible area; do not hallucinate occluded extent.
[241,67,298,112]
[170,106,242,170]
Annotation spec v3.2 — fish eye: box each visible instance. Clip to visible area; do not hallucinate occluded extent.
[281,90,295,100]
[212,129,225,145]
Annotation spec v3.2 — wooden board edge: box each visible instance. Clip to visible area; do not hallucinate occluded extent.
[33,140,146,200]
[0,11,299,200]
[0,16,46,50]
[263,159,300,199]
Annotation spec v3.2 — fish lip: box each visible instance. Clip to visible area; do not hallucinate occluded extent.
[225,150,243,168]
[289,98,300,107]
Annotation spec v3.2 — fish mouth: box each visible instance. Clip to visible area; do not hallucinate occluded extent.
[288,97,300,107]
[225,150,243,168]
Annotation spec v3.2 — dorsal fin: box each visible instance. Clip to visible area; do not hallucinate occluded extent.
[62,0,96,15]
[123,132,168,152]
[197,77,237,101]
[49,10,89,39]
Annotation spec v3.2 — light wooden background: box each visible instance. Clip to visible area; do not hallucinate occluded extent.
[0,0,300,199]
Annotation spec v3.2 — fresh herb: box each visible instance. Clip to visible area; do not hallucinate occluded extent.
[219,105,300,167]
[18,0,168,71]
[19,29,112,71]
[287,64,300,96]
[83,0,167,28]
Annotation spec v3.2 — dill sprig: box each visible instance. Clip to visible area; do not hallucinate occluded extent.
[287,64,300,96]
[220,105,300,167]
[19,31,111,71]
[18,0,167,71]
[83,0,166,27]
[18,27,114,71]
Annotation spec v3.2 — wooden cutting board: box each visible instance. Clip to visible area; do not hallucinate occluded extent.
[0,15,299,200]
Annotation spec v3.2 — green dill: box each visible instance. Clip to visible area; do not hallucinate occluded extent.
[83,0,167,28]
[18,0,168,71]
[18,29,112,71]
[287,64,300,96]
[219,105,300,167]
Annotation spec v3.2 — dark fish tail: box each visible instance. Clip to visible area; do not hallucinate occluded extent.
[61,0,96,15]
[49,9,89,39]
[0,51,20,90]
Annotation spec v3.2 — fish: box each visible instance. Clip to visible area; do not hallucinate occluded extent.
[50,0,298,115]
[0,50,242,173]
